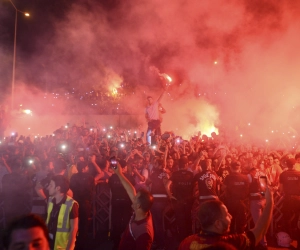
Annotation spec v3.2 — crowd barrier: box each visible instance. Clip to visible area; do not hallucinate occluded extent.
[0,185,287,239]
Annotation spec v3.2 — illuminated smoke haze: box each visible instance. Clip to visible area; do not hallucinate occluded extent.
[2,0,300,145]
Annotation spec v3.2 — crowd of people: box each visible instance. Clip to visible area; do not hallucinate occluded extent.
[0,120,300,250]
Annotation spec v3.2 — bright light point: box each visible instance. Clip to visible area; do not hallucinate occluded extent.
[23,109,32,115]
[20,104,23,107]
[120,144,124,148]
[25,13,30,16]
[266,139,269,142]
[108,135,111,138]
[240,134,243,137]
[28,128,30,130]
[248,123,251,126]
[293,136,296,138]
[166,75,172,82]
[65,125,68,128]
[214,61,218,65]
[61,145,66,149]
[103,129,106,131]
[29,160,33,164]
[11,132,15,136]
[134,131,137,134]
[271,131,274,133]
[35,136,37,138]
[110,126,113,129]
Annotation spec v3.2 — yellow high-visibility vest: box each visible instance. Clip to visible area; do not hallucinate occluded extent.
[46,196,78,250]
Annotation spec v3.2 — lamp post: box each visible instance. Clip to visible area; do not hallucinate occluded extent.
[8,0,29,110]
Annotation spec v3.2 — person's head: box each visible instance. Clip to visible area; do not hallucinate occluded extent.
[154,158,164,169]
[119,159,127,173]
[132,189,153,214]
[3,214,50,250]
[98,159,109,171]
[47,175,69,196]
[230,161,241,172]
[77,161,88,173]
[286,158,296,169]
[166,158,174,169]
[249,167,257,177]
[135,158,144,170]
[143,152,150,162]
[267,155,274,166]
[274,157,280,166]
[178,157,188,169]
[53,158,67,174]
[147,96,154,105]
[258,160,265,170]
[198,200,232,234]
[295,153,300,163]
[225,155,232,165]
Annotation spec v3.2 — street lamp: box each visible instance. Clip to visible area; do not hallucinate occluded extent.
[8,0,30,110]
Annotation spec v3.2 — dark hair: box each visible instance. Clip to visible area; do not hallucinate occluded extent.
[200,160,208,171]
[53,158,67,173]
[97,159,108,170]
[137,189,153,213]
[3,214,50,249]
[198,200,224,229]
[286,158,296,169]
[77,161,88,173]
[52,175,69,194]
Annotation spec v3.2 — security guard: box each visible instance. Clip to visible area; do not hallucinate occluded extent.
[46,175,78,250]
[165,157,194,241]
[279,158,300,248]
[193,159,220,233]
[149,158,170,250]
[222,161,249,234]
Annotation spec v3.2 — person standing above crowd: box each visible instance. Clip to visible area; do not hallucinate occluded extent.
[179,187,274,250]
[279,158,300,249]
[145,89,166,145]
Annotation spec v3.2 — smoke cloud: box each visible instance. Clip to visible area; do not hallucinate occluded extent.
[2,0,300,145]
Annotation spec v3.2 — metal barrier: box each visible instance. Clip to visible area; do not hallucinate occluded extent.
[93,182,111,237]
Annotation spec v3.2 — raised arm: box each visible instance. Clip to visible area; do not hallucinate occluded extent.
[157,89,166,102]
[250,187,274,246]
[113,163,136,203]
